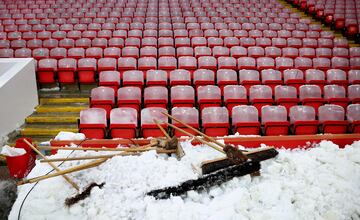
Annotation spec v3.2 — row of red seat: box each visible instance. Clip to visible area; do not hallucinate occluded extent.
[89,84,360,119]
[288,0,360,38]
[79,104,360,139]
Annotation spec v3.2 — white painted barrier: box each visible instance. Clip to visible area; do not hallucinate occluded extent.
[0,58,38,141]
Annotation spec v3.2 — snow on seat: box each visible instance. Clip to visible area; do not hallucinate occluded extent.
[282,69,304,92]
[49,47,66,59]
[118,57,137,74]
[99,71,121,93]
[198,56,217,71]
[158,57,177,73]
[347,104,360,133]
[305,69,326,91]
[348,85,360,104]
[237,57,256,70]
[197,85,222,112]
[68,48,85,59]
[32,48,49,60]
[261,69,283,92]
[249,85,273,116]
[141,107,168,138]
[289,105,318,135]
[58,58,77,84]
[256,57,275,70]
[37,58,57,84]
[230,46,247,58]
[79,108,107,139]
[144,86,168,108]
[122,70,144,89]
[299,85,325,115]
[138,57,157,75]
[239,69,261,92]
[326,69,348,88]
[232,105,260,135]
[110,108,138,139]
[90,86,115,118]
[318,104,348,134]
[104,47,121,59]
[169,69,191,86]
[171,107,199,137]
[14,48,31,58]
[324,85,349,110]
[193,69,215,89]
[201,107,229,137]
[178,56,197,74]
[216,69,238,93]
[194,46,212,58]
[171,85,195,107]
[78,58,97,83]
[261,105,290,136]
[98,58,117,71]
[349,70,360,84]
[223,85,247,115]
[117,87,142,112]
[274,85,299,112]
[146,70,167,87]
[217,56,237,70]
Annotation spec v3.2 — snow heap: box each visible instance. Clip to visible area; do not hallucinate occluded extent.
[9,141,360,220]
[54,132,86,141]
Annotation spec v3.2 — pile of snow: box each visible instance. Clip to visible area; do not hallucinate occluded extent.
[1,146,26,157]
[54,132,86,141]
[9,141,360,220]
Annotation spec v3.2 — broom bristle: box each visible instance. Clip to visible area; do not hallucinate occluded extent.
[65,182,105,206]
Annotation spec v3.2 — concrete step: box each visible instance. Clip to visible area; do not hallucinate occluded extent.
[39,97,89,105]
[19,124,78,136]
[35,104,88,113]
[26,114,79,124]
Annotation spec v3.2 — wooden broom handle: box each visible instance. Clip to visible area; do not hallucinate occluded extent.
[38,145,156,152]
[23,139,80,191]
[166,122,225,154]
[162,112,226,148]
[153,119,171,139]
[17,158,107,185]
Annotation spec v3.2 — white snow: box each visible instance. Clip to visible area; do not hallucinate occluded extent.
[9,140,360,220]
[1,145,26,156]
[54,132,86,141]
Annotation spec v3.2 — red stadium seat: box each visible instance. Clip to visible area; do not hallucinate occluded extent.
[347,104,360,133]
[171,107,199,137]
[169,69,191,86]
[275,85,299,112]
[261,69,283,92]
[99,71,121,93]
[146,70,167,87]
[262,105,290,136]
[79,108,107,139]
[90,87,115,118]
[224,85,247,115]
[323,85,349,109]
[58,58,77,84]
[232,105,260,135]
[289,105,318,135]
[110,108,138,139]
[141,107,168,138]
[299,85,325,115]
[144,86,168,108]
[37,58,57,84]
[202,107,229,137]
[78,58,97,83]
[319,105,348,134]
[249,85,273,116]
[197,85,222,112]
[171,85,195,107]
[117,87,142,112]
[122,70,144,89]
[193,69,215,89]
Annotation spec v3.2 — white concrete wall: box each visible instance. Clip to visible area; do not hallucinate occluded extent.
[0,58,38,140]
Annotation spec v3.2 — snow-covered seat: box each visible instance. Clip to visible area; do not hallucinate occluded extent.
[117,87,142,112]
[261,105,290,136]
[171,86,195,107]
[110,108,138,138]
[347,104,360,133]
[144,86,168,108]
[201,107,229,137]
[289,105,318,135]
[141,107,168,138]
[90,86,115,118]
[318,105,348,134]
[171,107,199,137]
[232,105,260,135]
[79,108,107,139]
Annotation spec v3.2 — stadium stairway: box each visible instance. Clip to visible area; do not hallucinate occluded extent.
[6,88,91,146]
